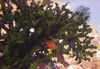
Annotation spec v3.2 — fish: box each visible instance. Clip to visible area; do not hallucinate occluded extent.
[45,40,58,53]
[45,40,69,68]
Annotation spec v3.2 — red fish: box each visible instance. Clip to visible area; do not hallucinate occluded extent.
[45,40,58,53]
[45,40,69,68]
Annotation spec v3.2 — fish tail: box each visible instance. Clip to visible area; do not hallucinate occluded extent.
[49,49,52,54]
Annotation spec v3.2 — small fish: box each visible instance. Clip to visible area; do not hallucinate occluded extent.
[45,40,69,68]
[45,40,58,53]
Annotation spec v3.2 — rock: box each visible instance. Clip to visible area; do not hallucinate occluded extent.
[96,50,100,58]
[67,65,82,69]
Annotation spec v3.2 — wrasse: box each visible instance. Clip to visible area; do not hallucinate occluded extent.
[45,40,69,68]
[45,40,58,53]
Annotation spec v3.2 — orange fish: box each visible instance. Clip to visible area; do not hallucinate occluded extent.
[45,40,58,53]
